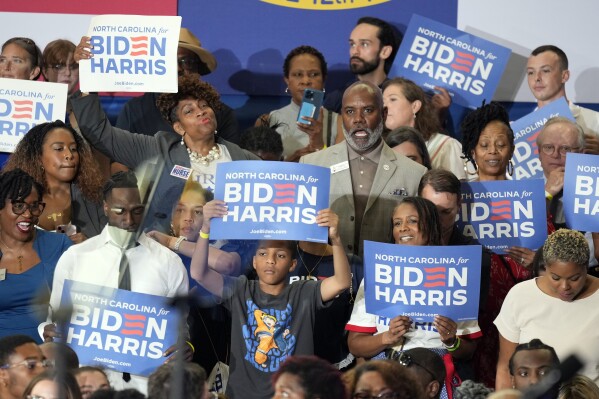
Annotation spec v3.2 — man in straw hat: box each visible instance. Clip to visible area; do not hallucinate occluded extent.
[116,28,240,144]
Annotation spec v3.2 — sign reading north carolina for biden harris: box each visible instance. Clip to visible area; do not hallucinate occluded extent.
[0,78,67,152]
[563,153,599,232]
[457,179,547,254]
[80,15,181,93]
[392,14,511,109]
[363,241,481,323]
[511,97,574,180]
[211,161,330,242]
[60,280,178,376]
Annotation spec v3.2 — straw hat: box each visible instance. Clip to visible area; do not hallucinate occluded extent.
[178,28,217,75]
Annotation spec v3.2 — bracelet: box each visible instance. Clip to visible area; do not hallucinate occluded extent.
[199,230,210,240]
[185,341,195,353]
[545,190,553,201]
[173,236,187,252]
[444,336,462,352]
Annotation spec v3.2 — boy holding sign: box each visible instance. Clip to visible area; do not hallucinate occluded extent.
[189,200,351,399]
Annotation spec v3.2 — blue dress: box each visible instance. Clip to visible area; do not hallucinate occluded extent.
[0,229,72,342]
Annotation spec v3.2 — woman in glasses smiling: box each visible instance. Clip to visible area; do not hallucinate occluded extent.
[0,169,71,342]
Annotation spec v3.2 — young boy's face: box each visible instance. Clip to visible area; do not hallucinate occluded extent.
[253,240,297,286]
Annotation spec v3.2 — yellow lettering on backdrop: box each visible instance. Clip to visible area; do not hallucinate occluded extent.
[260,0,390,10]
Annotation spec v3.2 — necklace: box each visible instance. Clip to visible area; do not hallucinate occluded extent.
[187,145,221,165]
[0,236,23,272]
[296,243,328,278]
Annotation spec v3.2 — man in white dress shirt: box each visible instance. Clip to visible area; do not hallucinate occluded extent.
[43,171,189,394]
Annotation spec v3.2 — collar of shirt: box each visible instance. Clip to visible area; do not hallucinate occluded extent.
[346,138,384,164]
[104,225,138,250]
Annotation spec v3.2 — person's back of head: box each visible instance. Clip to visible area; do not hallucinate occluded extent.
[240,126,284,161]
[39,342,80,370]
[272,355,346,399]
[147,362,207,399]
[400,348,446,399]
[350,359,424,399]
[559,374,599,399]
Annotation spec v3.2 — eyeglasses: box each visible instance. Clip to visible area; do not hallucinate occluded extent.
[540,144,580,156]
[353,391,399,399]
[11,200,46,216]
[48,63,79,72]
[0,359,50,371]
[110,206,145,216]
[396,352,437,382]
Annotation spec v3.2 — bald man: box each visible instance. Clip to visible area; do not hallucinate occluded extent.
[301,81,426,256]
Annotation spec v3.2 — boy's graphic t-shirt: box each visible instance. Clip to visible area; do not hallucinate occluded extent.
[222,275,326,399]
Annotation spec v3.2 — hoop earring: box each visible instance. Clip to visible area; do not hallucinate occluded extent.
[180,131,186,145]
[285,87,289,94]
[464,159,478,176]
[507,159,514,176]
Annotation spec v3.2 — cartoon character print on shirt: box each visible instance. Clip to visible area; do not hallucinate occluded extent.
[243,301,295,372]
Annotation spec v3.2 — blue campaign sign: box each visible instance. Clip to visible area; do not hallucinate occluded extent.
[390,14,511,109]
[456,179,547,254]
[60,280,179,376]
[563,153,599,232]
[211,161,330,242]
[511,97,574,180]
[363,241,481,323]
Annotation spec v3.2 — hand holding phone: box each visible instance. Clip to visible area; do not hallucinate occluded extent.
[297,89,324,126]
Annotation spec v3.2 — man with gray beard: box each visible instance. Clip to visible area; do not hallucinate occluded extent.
[301,81,426,256]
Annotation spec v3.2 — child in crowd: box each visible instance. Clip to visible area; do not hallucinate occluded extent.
[189,200,351,399]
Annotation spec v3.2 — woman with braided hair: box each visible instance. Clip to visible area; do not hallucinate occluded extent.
[0,169,71,341]
[3,120,106,243]
[460,102,555,387]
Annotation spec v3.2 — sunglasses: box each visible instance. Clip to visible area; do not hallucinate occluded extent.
[396,352,437,382]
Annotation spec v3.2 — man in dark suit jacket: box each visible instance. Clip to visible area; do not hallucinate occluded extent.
[301,81,426,256]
